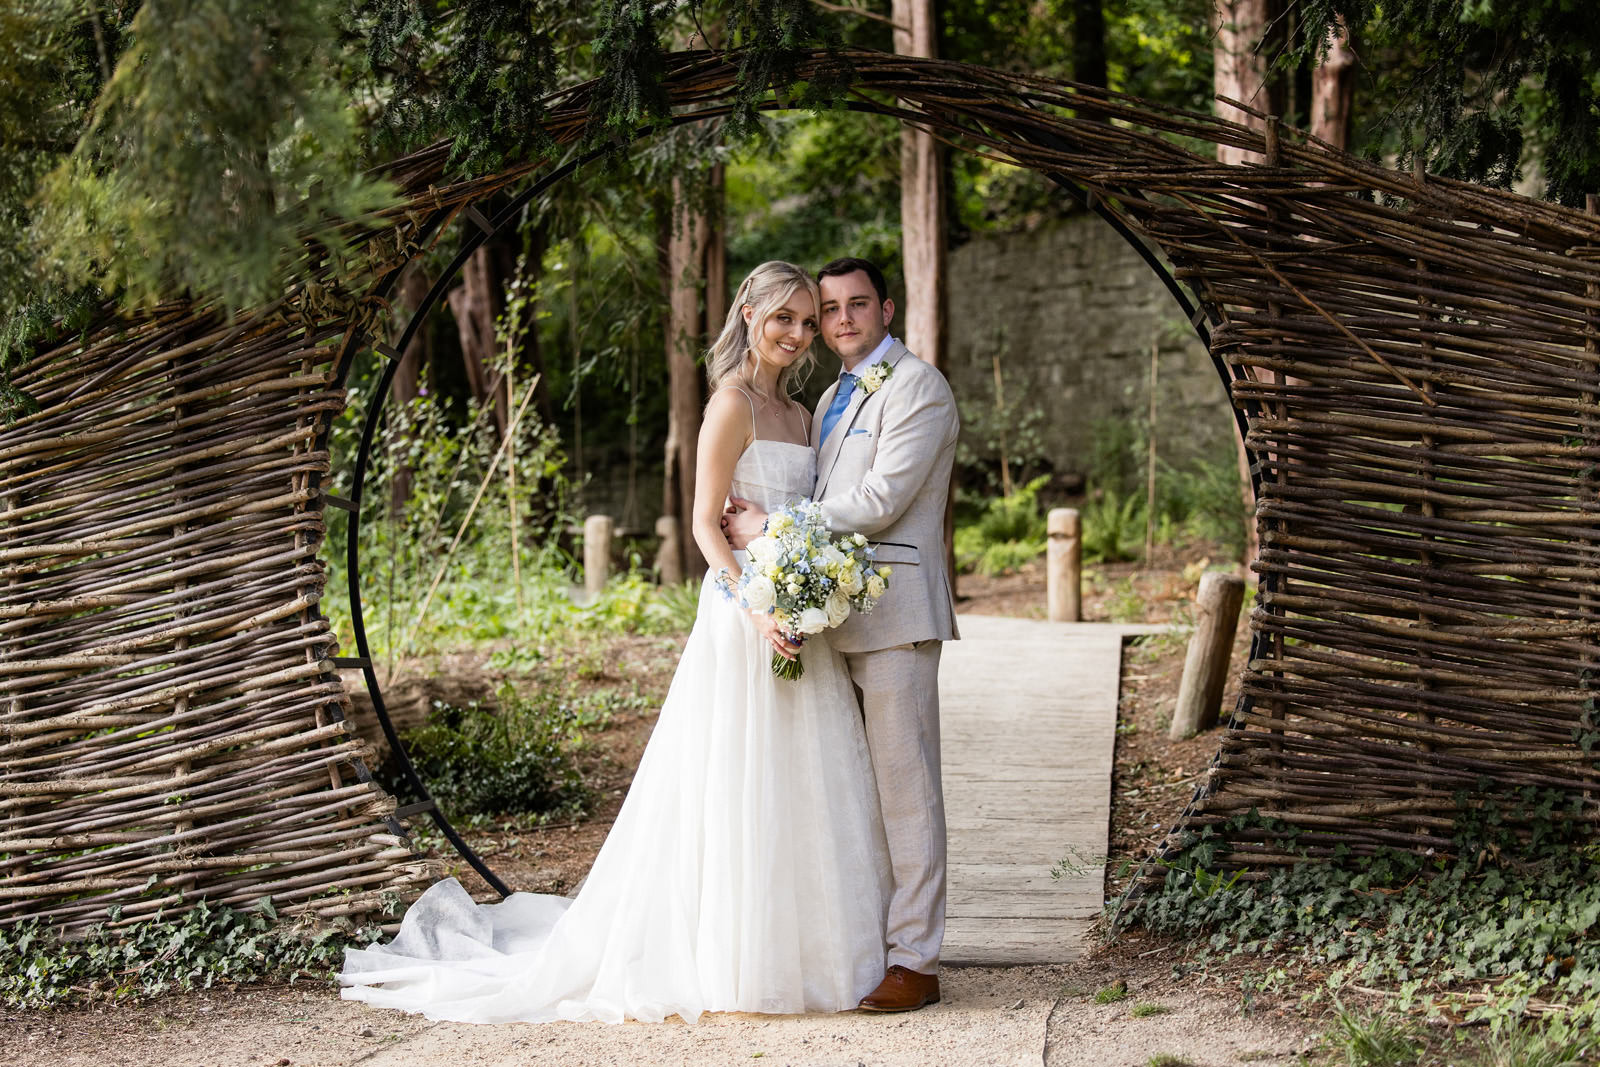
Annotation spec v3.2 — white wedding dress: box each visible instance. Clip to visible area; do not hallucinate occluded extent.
[340,438,891,1024]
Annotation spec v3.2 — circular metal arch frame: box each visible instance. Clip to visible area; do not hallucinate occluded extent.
[326,96,1261,898]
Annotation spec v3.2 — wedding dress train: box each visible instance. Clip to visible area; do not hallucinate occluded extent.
[339,438,891,1023]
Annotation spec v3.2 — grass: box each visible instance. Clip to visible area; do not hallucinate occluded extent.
[1146,1056,1197,1067]
[1094,982,1130,1004]
[1467,1025,1590,1067]
[1131,1001,1171,1017]
[1325,1004,1421,1067]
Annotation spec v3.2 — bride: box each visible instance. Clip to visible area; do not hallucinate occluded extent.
[340,261,891,1024]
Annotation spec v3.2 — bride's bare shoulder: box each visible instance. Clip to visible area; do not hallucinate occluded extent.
[701,387,756,455]
[706,385,756,423]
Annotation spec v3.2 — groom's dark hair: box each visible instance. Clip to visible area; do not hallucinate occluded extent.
[817,257,889,305]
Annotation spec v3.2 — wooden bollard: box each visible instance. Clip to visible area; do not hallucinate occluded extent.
[1170,571,1247,740]
[1047,508,1081,622]
[583,514,614,596]
[655,515,683,586]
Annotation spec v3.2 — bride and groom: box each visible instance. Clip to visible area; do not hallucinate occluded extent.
[340,257,961,1024]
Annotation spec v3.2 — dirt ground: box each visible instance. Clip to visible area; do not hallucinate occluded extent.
[0,952,1317,1067]
[3,551,1324,1066]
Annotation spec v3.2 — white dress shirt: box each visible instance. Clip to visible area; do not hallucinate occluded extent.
[844,334,896,381]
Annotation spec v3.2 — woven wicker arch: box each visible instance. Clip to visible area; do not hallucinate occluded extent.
[7,49,1600,932]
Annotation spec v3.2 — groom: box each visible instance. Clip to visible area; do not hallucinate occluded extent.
[725,257,960,1012]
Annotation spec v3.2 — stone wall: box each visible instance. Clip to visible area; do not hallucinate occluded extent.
[581,213,1238,525]
[944,212,1235,484]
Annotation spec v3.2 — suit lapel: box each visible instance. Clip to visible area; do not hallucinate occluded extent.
[811,381,836,457]
[816,342,911,497]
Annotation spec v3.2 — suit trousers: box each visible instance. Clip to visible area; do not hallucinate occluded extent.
[843,640,945,973]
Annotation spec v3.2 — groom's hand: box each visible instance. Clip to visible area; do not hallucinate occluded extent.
[720,496,767,550]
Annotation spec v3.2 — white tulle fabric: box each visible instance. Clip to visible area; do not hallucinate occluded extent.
[339,439,891,1024]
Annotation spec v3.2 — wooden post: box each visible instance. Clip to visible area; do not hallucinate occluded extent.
[584,515,614,596]
[1170,571,1247,740]
[655,515,684,586]
[1047,508,1081,622]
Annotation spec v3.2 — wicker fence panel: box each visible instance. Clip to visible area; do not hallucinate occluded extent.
[1,303,432,931]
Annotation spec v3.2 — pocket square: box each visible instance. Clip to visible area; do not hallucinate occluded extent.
[846,428,872,437]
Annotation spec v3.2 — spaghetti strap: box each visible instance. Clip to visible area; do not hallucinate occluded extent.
[729,386,768,489]
[730,386,759,442]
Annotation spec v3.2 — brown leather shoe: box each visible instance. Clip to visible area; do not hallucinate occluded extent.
[858,965,941,1012]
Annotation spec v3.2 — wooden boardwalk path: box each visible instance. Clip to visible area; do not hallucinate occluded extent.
[940,615,1155,966]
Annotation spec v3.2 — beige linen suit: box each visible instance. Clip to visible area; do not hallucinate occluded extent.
[813,340,959,973]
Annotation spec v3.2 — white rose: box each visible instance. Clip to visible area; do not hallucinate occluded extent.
[825,589,851,627]
[837,568,863,596]
[747,536,779,565]
[865,574,887,599]
[742,574,776,613]
[797,607,831,634]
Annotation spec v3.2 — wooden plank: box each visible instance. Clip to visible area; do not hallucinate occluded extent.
[947,900,1102,920]
[937,614,1121,966]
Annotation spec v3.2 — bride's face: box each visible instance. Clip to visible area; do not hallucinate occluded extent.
[745,291,819,373]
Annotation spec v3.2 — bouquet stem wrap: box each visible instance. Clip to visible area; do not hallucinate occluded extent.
[771,643,806,684]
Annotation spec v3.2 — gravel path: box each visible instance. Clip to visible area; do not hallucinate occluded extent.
[3,956,1321,1067]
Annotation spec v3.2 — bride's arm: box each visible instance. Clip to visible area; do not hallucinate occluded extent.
[692,388,753,584]
[692,390,801,660]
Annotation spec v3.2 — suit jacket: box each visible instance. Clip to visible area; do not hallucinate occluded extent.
[812,340,960,653]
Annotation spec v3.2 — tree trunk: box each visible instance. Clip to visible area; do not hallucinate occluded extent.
[1213,0,1283,166]
[1311,19,1356,150]
[893,0,956,593]
[1072,0,1108,92]
[389,263,431,516]
[893,0,946,373]
[704,162,728,336]
[664,176,709,577]
[1214,0,1285,568]
[446,245,510,439]
[520,222,556,428]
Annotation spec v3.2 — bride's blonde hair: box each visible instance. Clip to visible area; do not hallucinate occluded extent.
[704,261,819,402]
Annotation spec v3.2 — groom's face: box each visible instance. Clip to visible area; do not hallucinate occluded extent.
[818,270,894,368]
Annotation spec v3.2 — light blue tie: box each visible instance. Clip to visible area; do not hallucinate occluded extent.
[820,372,858,443]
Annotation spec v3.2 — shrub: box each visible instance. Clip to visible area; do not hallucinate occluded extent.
[0,899,388,1008]
[1126,793,1600,1036]
[1082,413,1248,560]
[400,685,589,819]
[954,475,1050,575]
[1082,488,1146,562]
[1156,451,1249,557]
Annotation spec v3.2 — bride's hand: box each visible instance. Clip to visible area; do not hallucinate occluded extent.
[750,611,802,660]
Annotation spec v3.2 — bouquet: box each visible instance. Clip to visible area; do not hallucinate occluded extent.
[735,500,891,680]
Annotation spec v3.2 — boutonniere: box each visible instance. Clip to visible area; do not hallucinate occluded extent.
[859,362,893,395]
